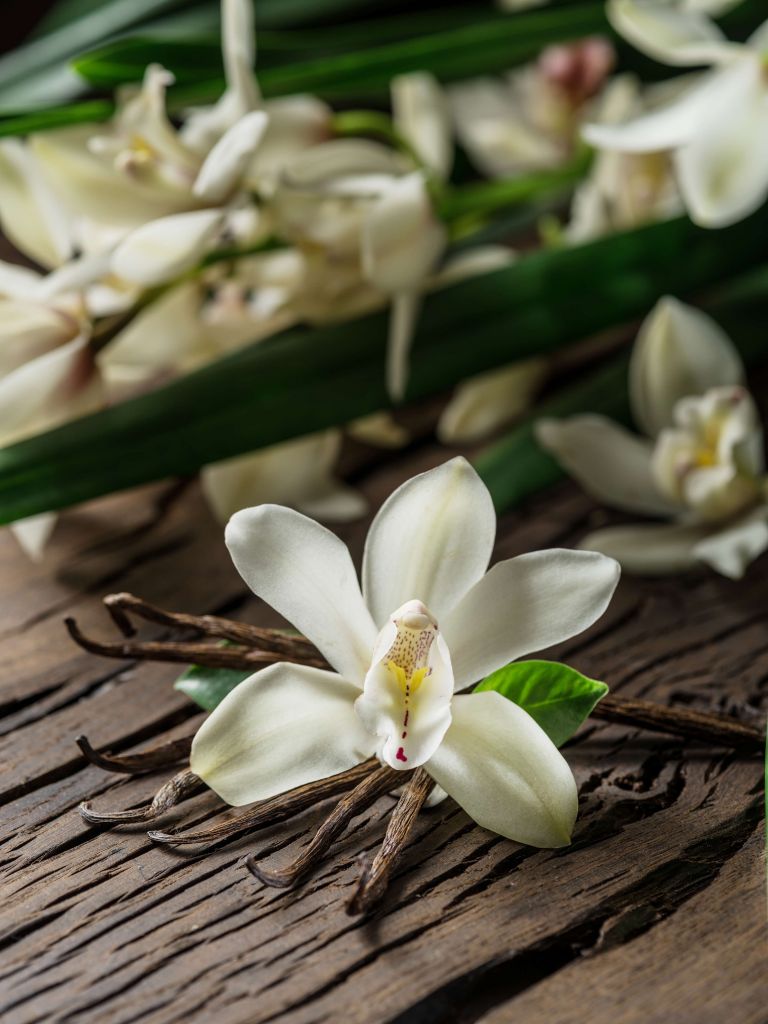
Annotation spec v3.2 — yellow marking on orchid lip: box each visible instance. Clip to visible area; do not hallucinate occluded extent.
[387,662,429,695]
[695,447,717,468]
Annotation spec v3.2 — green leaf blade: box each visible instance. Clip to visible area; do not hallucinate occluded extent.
[474,659,608,747]
[174,664,252,711]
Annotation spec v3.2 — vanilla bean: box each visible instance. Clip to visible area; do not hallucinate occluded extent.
[79,768,203,825]
[347,769,434,916]
[246,765,402,889]
[65,617,295,670]
[591,693,763,751]
[149,759,379,846]
[103,593,321,661]
[76,733,194,775]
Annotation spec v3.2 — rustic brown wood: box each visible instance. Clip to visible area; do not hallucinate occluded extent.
[1,442,766,1023]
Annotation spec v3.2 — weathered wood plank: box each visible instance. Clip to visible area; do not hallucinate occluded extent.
[0,443,765,1024]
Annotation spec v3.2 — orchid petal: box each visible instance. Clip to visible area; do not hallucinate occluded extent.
[392,72,452,179]
[693,506,768,579]
[193,110,268,202]
[0,333,102,447]
[426,692,578,847]
[579,522,706,574]
[11,513,57,562]
[443,549,620,689]
[226,504,377,683]
[0,259,42,300]
[582,71,717,153]
[111,209,224,285]
[629,296,744,437]
[0,139,75,267]
[674,59,768,228]
[355,602,454,770]
[361,172,445,294]
[347,412,409,449]
[362,457,496,627]
[535,415,678,516]
[202,432,366,525]
[0,299,81,376]
[607,0,733,66]
[439,358,548,444]
[190,663,375,806]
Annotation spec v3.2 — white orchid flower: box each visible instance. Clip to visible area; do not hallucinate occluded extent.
[190,457,619,846]
[583,0,768,227]
[450,38,615,179]
[537,297,768,579]
[566,74,682,242]
[271,137,447,400]
[201,431,367,525]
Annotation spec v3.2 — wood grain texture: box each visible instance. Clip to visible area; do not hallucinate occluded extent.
[0,441,765,1024]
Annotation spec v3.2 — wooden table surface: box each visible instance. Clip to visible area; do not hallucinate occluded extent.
[1,440,766,1024]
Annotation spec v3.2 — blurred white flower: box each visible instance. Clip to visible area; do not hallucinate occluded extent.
[537,297,768,578]
[201,431,367,525]
[437,358,549,444]
[566,74,681,242]
[450,37,615,179]
[272,134,447,399]
[583,0,768,227]
[191,457,619,845]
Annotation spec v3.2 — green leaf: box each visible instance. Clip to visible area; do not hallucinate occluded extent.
[174,664,252,711]
[1,210,768,524]
[474,659,607,747]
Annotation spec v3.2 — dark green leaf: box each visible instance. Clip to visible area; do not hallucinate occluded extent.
[474,659,607,747]
[174,664,252,711]
[1,210,768,524]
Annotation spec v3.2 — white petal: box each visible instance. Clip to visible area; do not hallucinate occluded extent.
[0,299,80,376]
[386,291,420,401]
[674,59,768,228]
[190,663,375,806]
[111,209,224,285]
[431,245,515,291]
[747,19,768,52]
[226,504,377,682]
[579,522,706,574]
[347,411,410,449]
[202,432,366,525]
[193,111,268,202]
[0,140,75,267]
[248,96,331,188]
[0,259,42,300]
[355,605,454,770]
[629,296,744,437]
[442,549,620,689]
[221,0,260,112]
[392,72,452,179]
[693,506,768,579]
[607,0,732,66]
[11,512,57,562]
[361,172,445,295]
[535,415,677,516]
[0,333,102,447]
[582,72,717,153]
[438,359,548,444]
[98,281,211,386]
[362,457,496,627]
[426,692,578,847]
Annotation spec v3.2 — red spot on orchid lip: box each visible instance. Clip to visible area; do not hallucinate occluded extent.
[396,747,408,762]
